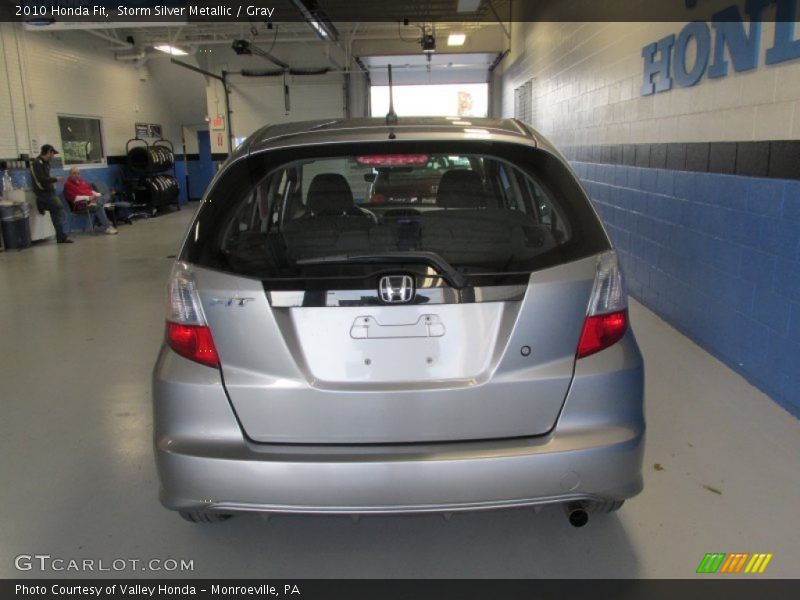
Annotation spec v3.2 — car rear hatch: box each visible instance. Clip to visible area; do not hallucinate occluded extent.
[176,140,613,444]
[193,256,597,444]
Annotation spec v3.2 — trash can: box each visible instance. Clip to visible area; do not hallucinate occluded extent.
[0,200,32,250]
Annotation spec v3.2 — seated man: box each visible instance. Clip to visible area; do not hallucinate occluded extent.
[63,167,118,235]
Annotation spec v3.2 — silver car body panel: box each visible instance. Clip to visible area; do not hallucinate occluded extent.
[194,256,596,444]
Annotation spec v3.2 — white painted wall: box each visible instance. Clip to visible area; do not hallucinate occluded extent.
[198,41,356,155]
[147,56,208,129]
[181,124,207,155]
[0,24,188,160]
[347,70,370,119]
[228,73,345,131]
[498,21,800,147]
[0,24,29,158]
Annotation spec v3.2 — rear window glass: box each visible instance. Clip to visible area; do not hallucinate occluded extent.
[182,143,609,285]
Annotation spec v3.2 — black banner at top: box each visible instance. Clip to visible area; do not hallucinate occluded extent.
[1,0,799,22]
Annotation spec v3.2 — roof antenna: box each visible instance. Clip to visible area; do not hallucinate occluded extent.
[386,64,398,127]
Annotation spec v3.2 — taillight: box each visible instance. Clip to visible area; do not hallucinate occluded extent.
[577,310,628,359]
[576,251,628,359]
[166,322,219,368]
[165,262,219,368]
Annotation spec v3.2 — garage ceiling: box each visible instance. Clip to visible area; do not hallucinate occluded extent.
[23,0,510,64]
[79,21,503,50]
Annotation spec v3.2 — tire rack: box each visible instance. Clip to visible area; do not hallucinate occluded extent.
[124,138,181,215]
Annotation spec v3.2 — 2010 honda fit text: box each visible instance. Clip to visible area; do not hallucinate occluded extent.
[153,118,645,527]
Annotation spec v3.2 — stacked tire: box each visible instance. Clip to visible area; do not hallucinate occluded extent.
[127,145,174,172]
[143,175,180,208]
[126,140,180,212]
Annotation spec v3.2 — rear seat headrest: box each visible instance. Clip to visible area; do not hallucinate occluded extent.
[307,173,355,215]
[436,170,485,209]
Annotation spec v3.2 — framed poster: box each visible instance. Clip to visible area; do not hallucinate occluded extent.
[148,124,163,138]
[135,122,148,138]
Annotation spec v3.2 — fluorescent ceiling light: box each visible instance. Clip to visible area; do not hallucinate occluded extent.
[457,0,482,12]
[309,20,328,38]
[448,33,466,46]
[154,44,187,56]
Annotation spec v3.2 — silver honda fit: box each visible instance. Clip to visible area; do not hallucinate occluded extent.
[153,117,644,526]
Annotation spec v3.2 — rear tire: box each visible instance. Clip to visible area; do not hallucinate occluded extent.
[178,510,233,523]
[590,500,625,514]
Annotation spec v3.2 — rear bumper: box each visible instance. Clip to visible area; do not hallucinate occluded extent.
[157,427,643,515]
[153,331,645,514]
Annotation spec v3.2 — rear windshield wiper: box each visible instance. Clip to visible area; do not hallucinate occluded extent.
[296,251,467,289]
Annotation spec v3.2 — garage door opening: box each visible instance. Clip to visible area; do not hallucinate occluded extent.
[362,53,495,119]
[370,83,489,118]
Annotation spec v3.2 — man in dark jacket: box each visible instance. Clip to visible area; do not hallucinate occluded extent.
[30,144,72,243]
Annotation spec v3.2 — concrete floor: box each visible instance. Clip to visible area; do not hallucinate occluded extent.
[1,207,798,579]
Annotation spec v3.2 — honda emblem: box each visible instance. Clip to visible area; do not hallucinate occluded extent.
[378,275,415,304]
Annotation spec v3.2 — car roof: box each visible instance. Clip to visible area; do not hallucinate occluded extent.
[237,117,551,158]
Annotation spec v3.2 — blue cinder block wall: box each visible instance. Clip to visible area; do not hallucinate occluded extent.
[574,161,800,417]
[4,159,189,225]
[5,164,124,192]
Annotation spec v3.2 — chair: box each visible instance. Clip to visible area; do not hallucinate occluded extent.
[62,193,97,234]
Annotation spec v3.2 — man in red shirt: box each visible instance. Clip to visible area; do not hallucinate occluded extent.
[63,167,118,235]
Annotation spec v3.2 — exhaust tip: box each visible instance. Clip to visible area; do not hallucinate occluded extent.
[564,502,589,528]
